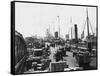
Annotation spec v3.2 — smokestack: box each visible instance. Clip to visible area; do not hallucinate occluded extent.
[74,24,78,43]
[55,31,58,38]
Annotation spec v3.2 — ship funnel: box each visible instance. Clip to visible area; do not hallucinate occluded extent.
[74,24,78,43]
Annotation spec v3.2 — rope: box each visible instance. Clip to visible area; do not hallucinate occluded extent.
[82,19,87,34]
[89,19,94,34]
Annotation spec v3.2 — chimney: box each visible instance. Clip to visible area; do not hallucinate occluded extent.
[74,24,78,43]
[55,31,58,38]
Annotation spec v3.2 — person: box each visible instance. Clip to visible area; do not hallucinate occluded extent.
[55,49,63,62]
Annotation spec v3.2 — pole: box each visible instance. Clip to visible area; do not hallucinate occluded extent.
[57,16,60,39]
[70,27,72,45]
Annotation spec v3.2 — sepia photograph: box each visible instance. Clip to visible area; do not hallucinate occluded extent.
[11,1,98,75]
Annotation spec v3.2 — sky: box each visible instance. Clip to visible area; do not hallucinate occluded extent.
[15,2,97,39]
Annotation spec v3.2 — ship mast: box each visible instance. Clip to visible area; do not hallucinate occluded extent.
[71,27,72,40]
[57,16,60,39]
[70,16,73,40]
[86,8,92,52]
[86,8,90,37]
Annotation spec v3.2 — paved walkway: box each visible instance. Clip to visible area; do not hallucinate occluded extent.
[64,51,79,68]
